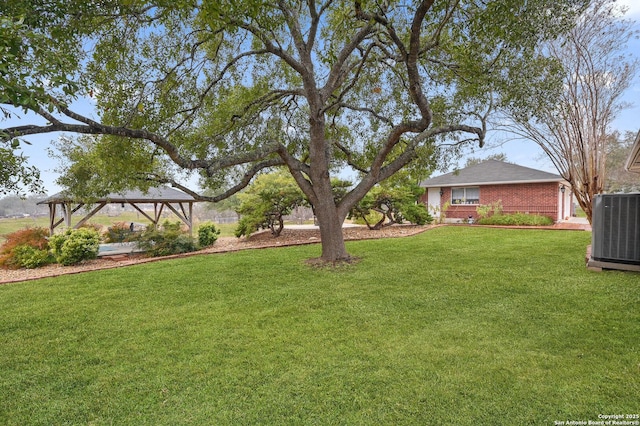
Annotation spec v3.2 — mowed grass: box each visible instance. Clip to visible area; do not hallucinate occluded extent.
[0,227,637,425]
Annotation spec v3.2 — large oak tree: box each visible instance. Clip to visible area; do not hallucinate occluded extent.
[1,0,585,261]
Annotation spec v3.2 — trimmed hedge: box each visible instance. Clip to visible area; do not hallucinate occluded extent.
[476,213,554,226]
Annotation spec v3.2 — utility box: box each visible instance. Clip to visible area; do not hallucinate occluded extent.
[591,193,640,266]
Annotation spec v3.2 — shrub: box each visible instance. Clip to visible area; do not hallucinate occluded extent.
[10,245,55,269]
[135,221,197,257]
[476,200,504,219]
[476,213,554,226]
[104,222,133,243]
[79,222,103,234]
[49,228,101,266]
[197,222,221,247]
[234,216,260,238]
[0,227,49,252]
[160,220,185,233]
[0,227,51,269]
[351,210,384,227]
[401,203,433,225]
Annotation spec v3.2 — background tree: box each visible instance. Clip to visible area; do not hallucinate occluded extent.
[505,0,638,223]
[0,194,48,218]
[0,17,47,196]
[1,6,91,195]
[605,131,640,193]
[1,0,585,262]
[235,171,307,238]
[0,147,42,197]
[464,153,508,168]
[349,182,431,230]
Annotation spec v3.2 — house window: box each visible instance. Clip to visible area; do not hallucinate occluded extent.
[451,187,480,205]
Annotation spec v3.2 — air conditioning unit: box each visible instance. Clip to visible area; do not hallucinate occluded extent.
[591,193,640,265]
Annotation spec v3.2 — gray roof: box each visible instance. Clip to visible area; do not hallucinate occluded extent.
[419,160,563,187]
[38,186,197,204]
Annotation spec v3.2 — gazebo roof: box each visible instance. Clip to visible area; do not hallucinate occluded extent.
[37,186,199,236]
[38,186,197,205]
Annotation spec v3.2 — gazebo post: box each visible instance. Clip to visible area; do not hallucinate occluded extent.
[47,203,57,235]
[64,202,72,228]
[154,202,165,229]
[164,202,194,235]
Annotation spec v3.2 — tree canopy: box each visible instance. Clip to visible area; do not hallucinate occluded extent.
[349,181,431,229]
[464,153,508,168]
[1,0,587,261]
[234,171,307,238]
[504,0,638,223]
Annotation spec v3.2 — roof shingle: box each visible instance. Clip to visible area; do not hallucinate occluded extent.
[38,186,196,204]
[419,160,563,187]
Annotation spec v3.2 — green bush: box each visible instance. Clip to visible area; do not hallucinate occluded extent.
[49,228,101,266]
[135,221,197,257]
[476,200,503,219]
[234,216,258,238]
[10,245,55,269]
[476,213,554,226]
[401,203,433,225]
[161,220,184,232]
[197,222,221,247]
[349,182,430,229]
[351,210,384,227]
[79,222,103,234]
[104,222,133,243]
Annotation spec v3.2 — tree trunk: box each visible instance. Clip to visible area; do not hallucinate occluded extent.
[271,214,284,237]
[574,187,594,225]
[313,199,350,262]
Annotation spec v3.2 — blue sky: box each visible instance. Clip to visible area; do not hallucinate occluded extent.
[7,1,640,195]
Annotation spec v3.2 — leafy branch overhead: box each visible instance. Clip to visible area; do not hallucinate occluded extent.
[1,0,587,261]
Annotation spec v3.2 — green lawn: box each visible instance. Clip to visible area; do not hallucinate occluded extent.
[0,227,637,425]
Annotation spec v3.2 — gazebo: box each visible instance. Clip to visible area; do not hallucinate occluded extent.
[37,187,198,235]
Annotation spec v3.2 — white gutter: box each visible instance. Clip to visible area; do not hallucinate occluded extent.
[422,178,566,188]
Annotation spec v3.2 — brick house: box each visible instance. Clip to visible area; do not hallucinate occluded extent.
[419,160,572,223]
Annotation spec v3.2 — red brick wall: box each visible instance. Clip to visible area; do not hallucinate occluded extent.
[421,182,560,221]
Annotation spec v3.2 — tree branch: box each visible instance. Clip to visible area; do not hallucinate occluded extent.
[156,157,286,203]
